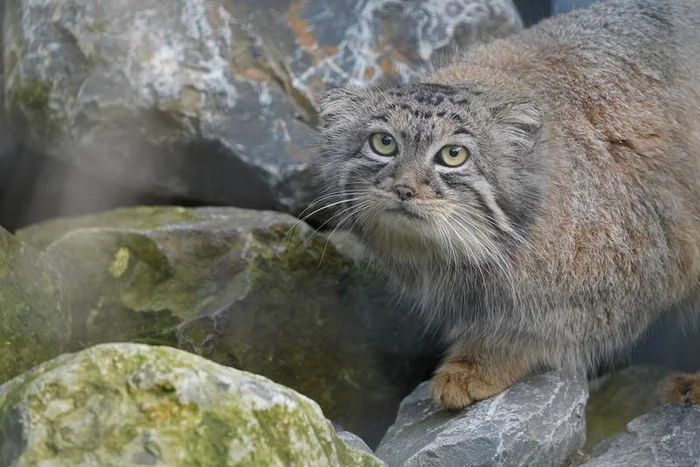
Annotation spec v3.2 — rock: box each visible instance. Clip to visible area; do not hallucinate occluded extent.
[0,226,70,384]
[4,0,522,215]
[375,372,589,467]
[17,205,441,447]
[582,404,700,467]
[585,365,673,450]
[0,342,386,466]
[335,428,375,455]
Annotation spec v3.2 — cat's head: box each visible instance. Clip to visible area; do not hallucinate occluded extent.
[311,82,550,267]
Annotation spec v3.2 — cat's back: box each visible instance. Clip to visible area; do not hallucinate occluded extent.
[428,0,700,302]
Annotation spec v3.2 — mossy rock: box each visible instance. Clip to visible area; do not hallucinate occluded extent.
[17,206,440,447]
[585,365,672,450]
[0,226,70,384]
[0,343,386,466]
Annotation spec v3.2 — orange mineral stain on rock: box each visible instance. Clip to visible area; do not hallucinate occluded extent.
[364,67,376,79]
[286,0,322,63]
[207,4,225,30]
[240,67,269,82]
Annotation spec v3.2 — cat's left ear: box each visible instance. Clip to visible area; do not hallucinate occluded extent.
[318,87,367,130]
[491,98,543,148]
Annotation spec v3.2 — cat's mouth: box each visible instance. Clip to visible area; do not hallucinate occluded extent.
[385,203,426,221]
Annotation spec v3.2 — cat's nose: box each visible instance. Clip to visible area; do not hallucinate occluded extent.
[394,184,415,201]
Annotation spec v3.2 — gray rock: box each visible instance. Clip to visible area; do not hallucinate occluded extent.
[336,429,375,455]
[582,404,700,467]
[4,0,522,215]
[16,206,442,448]
[0,342,386,466]
[585,365,674,450]
[375,371,589,467]
[0,226,70,385]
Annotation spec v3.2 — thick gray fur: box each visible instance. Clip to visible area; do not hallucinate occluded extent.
[312,0,700,382]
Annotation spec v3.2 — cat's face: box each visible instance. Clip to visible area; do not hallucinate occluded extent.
[312,82,548,267]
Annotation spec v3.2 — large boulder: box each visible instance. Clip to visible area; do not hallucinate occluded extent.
[17,205,441,447]
[582,404,700,467]
[375,372,589,467]
[0,343,386,466]
[0,226,70,384]
[4,0,523,215]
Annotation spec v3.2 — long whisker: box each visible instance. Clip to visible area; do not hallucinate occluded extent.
[297,197,368,248]
[283,194,365,247]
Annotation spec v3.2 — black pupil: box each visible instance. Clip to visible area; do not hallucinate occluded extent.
[449,147,461,157]
[381,135,393,146]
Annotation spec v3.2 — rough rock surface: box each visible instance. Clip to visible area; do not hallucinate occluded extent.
[0,343,386,466]
[585,365,673,450]
[17,205,440,447]
[333,423,375,455]
[582,404,700,467]
[375,372,589,467]
[0,226,70,384]
[4,0,522,214]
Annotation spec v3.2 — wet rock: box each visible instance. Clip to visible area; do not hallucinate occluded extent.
[4,0,522,215]
[582,404,700,467]
[0,227,70,384]
[375,372,589,467]
[585,365,673,450]
[0,343,386,466]
[17,206,441,447]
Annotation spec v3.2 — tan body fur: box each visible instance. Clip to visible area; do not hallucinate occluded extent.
[313,0,700,408]
[426,0,700,406]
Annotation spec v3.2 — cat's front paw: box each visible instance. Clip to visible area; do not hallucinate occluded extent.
[430,360,510,410]
[660,372,700,405]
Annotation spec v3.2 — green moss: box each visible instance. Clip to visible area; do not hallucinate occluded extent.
[18,206,200,251]
[585,367,670,449]
[7,80,63,134]
[109,247,130,278]
[0,344,384,466]
[0,228,70,384]
[16,206,437,447]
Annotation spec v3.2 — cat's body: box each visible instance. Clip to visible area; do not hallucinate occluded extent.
[313,0,700,408]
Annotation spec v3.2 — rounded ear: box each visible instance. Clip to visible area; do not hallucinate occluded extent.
[318,87,367,130]
[491,98,543,147]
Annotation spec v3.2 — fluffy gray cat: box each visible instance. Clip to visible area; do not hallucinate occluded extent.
[311,0,700,409]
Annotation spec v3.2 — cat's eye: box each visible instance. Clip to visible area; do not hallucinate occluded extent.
[436,145,469,167]
[369,132,398,156]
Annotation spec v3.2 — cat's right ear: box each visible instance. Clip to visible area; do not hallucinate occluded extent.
[318,87,366,130]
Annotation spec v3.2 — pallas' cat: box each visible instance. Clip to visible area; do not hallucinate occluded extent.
[312,0,700,408]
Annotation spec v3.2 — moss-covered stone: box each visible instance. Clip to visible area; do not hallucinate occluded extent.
[17,206,440,447]
[585,365,672,450]
[0,343,386,466]
[0,227,70,384]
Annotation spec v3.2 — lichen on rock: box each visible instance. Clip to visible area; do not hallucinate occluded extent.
[0,227,70,385]
[17,205,440,447]
[0,343,386,466]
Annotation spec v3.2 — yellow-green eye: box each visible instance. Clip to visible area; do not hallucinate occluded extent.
[437,145,469,167]
[369,132,398,156]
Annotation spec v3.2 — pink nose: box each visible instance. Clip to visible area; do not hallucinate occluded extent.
[394,184,415,201]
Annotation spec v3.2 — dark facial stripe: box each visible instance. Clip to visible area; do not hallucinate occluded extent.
[440,173,507,236]
[454,128,474,136]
